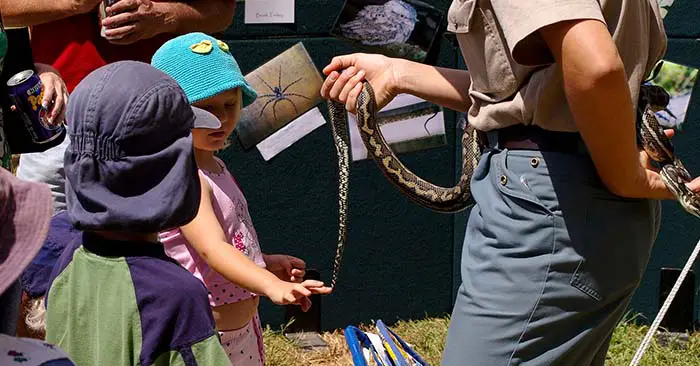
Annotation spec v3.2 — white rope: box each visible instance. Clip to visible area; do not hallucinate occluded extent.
[629,236,700,366]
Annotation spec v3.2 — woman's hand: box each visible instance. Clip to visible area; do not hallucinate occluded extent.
[638,129,700,199]
[263,254,306,283]
[35,63,68,126]
[320,53,402,113]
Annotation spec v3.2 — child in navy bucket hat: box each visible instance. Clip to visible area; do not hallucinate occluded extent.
[43,60,231,366]
[152,33,332,365]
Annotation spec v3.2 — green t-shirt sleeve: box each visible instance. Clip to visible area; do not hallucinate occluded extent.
[152,335,230,366]
[190,334,231,365]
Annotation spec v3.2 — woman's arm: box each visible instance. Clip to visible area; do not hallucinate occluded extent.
[320,53,471,113]
[393,59,472,113]
[539,19,677,200]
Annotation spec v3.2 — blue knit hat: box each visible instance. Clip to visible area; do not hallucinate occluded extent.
[151,32,257,106]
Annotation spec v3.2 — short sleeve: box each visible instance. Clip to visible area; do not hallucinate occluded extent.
[490,0,605,65]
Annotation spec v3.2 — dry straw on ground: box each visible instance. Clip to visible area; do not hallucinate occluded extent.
[263,313,700,366]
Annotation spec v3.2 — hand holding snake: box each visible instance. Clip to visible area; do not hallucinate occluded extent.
[321,53,401,114]
[321,55,700,288]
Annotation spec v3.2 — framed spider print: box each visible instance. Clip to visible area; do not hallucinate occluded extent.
[236,42,324,149]
[330,0,444,63]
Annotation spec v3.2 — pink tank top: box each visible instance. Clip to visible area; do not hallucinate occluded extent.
[160,158,266,307]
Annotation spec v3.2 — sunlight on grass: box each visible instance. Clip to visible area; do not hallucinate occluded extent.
[264,313,700,365]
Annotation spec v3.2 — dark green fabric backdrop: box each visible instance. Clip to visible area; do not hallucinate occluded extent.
[218,0,700,331]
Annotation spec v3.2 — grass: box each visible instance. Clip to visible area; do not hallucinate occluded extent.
[606,313,700,366]
[263,313,700,365]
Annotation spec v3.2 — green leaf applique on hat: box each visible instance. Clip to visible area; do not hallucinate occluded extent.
[216,40,230,53]
[190,40,213,54]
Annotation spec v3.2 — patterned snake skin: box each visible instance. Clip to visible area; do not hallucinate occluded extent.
[638,84,700,218]
[326,79,700,288]
[326,81,485,288]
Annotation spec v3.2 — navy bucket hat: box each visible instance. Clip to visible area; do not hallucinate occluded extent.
[64,61,202,233]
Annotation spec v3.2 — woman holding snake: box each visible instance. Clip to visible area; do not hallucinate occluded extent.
[321,0,700,365]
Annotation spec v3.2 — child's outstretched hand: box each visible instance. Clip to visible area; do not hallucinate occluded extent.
[264,279,333,312]
[264,254,306,283]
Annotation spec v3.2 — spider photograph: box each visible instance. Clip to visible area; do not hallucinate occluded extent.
[257,65,311,121]
[237,42,324,150]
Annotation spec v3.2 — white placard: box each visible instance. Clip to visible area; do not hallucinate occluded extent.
[348,94,446,161]
[245,0,295,24]
[382,93,427,111]
[256,107,326,161]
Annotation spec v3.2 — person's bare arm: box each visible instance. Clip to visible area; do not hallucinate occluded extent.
[180,174,331,307]
[181,174,291,295]
[539,19,672,200]
[0,0,101,27]
[394,59,472,113]
[102,0,235,45]
[155,0,236,35]
[320,53,471,113]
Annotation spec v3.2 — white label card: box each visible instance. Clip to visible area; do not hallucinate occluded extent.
[256,107,326,161]
[245,0,295,24]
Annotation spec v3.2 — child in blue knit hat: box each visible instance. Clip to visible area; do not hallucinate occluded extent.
[152,33,332,365]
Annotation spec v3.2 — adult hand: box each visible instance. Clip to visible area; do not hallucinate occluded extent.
[263,254,306,283]
[101,0,169,45]
[638,129,700,199]
[35,63,68,126]
[320,53,402,113]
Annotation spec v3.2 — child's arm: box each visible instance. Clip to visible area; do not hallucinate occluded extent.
[180,174,332,308]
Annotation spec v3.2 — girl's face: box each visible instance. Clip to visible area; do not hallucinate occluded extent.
[191,88,242,151]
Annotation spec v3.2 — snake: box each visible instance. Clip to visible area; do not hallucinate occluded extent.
[326,79,700,289]
[326,81,485,288]
[631,81,700,365]
[637,84,700,218]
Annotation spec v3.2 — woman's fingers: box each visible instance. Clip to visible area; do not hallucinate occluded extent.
[328,67,357,100]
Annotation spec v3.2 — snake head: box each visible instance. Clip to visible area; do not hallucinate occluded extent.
[639,84,671,109]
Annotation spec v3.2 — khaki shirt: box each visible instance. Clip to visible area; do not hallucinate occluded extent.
[448,0,667,132]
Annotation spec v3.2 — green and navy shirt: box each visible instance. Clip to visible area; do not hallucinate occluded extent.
[45,232,230,365]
